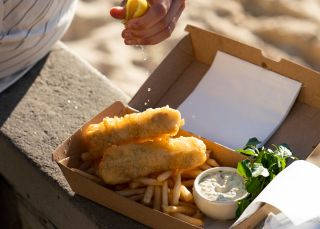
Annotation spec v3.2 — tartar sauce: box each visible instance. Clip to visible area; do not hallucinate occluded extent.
[198,170,247,202]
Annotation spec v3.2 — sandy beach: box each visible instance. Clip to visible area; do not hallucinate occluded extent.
[62,0,320,97]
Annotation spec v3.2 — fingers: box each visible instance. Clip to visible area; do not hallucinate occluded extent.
[126,0,182,38]
[123,15,171,45]
[110,6,126,20]
[126,0,171,30]
[123,0,185,45]
[122,1,184,45]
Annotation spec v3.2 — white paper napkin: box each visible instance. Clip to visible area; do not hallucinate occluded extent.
[178,51,302,149]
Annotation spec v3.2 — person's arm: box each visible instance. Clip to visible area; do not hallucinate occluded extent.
[110,0,185,45]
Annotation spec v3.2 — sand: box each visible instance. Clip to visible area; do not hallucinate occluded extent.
[62,0,320,97]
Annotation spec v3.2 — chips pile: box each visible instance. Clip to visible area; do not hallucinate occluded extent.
[78,149,220,227]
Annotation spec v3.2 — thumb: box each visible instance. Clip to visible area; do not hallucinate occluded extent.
[110,6,126,20]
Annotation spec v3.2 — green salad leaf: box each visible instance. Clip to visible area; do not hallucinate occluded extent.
[236,138,297,218]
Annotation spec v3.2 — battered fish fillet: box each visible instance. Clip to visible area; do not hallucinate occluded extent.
[98,136,206,185]
[84,106,184,159]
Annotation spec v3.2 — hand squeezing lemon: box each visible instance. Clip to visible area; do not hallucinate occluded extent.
[110,0,185,45]
[110,0,149,22]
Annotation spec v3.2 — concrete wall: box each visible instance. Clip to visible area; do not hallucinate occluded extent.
[0,42,147,229]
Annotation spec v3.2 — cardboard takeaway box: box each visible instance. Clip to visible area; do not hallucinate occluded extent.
[52,25,320,228]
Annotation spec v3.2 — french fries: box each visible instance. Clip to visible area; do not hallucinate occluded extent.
[172,172,182,205]
[143,185,155,205]
[157,171,172,182]
[162,181,169,208]
[180,185,193,202]
[206,158,219,167]
[79,121,223,227]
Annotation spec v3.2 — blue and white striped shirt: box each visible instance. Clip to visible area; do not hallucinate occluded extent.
[0,0,77,93]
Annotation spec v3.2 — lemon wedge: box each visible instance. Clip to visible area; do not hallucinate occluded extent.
[125,0,149,21]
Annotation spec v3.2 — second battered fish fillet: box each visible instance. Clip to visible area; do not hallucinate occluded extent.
[99,136,206,185]
[84,106,184,159]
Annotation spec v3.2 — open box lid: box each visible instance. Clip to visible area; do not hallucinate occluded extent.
[129,24,320,161]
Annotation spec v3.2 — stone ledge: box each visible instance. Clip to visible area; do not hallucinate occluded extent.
[0,42,147,228]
